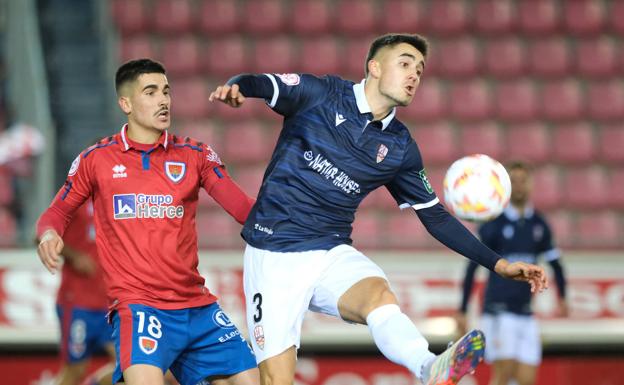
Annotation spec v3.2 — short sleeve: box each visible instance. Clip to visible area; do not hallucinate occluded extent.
[264,73,331,117]
[385,140,439,210]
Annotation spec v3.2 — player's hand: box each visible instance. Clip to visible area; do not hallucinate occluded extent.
[208,84,246,107]
[494,259,548,293]
[37,229,64,274]
[454,312,468,336]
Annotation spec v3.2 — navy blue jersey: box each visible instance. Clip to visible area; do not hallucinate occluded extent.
[461,205,562,315]
[241,74,439,252]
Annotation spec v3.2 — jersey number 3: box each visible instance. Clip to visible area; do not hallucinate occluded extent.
[253,293,263,323]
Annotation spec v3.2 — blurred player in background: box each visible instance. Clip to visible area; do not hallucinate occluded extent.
[36,59,259,385]
[456,161,568,385]
[209,33,547,385]
[55,201,114,385]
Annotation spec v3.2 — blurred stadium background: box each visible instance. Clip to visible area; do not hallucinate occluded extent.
[0,0,622,384]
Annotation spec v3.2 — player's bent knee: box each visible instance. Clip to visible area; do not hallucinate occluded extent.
[340,277,398,320]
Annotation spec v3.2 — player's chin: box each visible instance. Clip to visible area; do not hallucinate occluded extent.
[153,118,170,131]
[397,95,413,107]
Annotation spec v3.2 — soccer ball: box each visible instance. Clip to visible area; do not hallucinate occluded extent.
[443,154,511,222]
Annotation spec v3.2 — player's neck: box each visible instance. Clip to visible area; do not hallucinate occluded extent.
[364,81,394,121]
[126,122,163,144]
[511,202,527,215]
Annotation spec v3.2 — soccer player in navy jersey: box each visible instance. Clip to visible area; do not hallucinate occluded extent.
[36,59,259,385]
[456,161,568,385]
[209,34,548,385]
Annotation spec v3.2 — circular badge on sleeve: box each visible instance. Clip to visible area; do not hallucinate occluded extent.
[276,73,300,86]
[68,155,81,176]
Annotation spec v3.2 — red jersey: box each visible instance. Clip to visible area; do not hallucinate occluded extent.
[38,125,254,310]
[56,202,108,309]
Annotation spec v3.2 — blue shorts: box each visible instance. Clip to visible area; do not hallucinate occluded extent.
[56,304,113,363]
[112,302,256,385]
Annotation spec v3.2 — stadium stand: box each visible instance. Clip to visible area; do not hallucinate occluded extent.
[98,0,624,251]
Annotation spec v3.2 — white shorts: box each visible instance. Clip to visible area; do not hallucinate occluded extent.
[481,312,541,366]
[243,243,387,363]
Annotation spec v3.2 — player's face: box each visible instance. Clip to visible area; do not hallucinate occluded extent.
[124,73,171,132]
[376,43,425,107]
[510,168,532,206]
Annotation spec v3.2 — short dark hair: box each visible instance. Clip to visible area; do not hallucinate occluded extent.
[507,160,532,174]
[115,58,166,94]
[365,33,429,76]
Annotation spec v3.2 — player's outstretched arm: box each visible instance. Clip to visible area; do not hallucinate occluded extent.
[37,229,64,274]
[209,83,246,107]
[494,259,549,293]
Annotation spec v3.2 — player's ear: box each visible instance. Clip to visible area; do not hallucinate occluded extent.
[118,96,131,115]
[368,59,381,79]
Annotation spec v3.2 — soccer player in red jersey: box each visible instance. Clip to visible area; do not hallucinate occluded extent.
[55,201,115,385]
[36,59,259,385]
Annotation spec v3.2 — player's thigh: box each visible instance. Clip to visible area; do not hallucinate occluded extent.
[257,347,296,385]
[243,244,330,363]
[210,367,260,385]
[170,303,257,385]
[489,359,516,385]
[123,363,166,385]
[481,313,520,363]
[111,304,186,384]
[310,245,390,323]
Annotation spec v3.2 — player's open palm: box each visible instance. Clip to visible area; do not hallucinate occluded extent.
[209,84,246,108]
[496,260,548,293]
[37,230,64,274]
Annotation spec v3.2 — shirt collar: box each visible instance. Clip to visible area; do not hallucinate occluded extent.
[353,79,396,131]
[504,204,534,221]
[119,124,169,152]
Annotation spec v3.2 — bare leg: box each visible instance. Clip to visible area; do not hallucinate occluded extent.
[241,346,296,385]
[123,364,165,385]
[56,360,89,385]
[337,277,398,323]
[515,363,538,385]
[210,367,260,385]
[489,359,516,385]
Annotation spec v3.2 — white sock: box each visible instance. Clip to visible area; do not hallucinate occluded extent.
[366,304,436,382]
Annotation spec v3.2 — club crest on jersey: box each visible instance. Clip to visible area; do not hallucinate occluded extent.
[139,336,158,355]
[253,325,265,350]
[165,161,186,183]
[376,143,389,163]
[276,73,300,86]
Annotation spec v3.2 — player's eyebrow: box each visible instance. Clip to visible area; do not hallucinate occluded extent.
[399,53,426,69]
[142,83,170,92]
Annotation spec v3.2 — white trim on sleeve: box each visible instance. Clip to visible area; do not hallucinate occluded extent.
[265,74,279,108]
[399,197,440,211]
[543,248,562,262]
